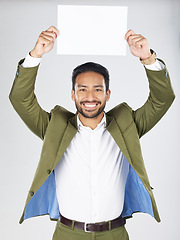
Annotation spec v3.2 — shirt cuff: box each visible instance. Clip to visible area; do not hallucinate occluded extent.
[144,59,165,71]
[21,52,42,68]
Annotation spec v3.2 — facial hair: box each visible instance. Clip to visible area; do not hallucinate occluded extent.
[75,100,106,119]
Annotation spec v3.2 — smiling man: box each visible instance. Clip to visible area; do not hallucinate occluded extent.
[9,26,175,240]
[71,68,111,129]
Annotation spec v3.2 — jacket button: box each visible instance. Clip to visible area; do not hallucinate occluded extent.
[29,191,34,196]
[47,170,51,175]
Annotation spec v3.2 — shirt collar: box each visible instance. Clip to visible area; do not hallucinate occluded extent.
[77,113,106,130]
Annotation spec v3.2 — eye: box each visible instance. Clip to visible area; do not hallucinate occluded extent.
[79,88,86,92]
[95,88,102,92]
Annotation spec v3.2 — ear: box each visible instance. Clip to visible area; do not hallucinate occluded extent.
[71,90,75,101]
[106,89,111,101]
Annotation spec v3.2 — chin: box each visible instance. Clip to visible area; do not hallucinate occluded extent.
[80,109,104,119]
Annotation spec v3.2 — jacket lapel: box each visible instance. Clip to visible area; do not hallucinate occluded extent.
[53,115,78,169]
[106,114,131,164]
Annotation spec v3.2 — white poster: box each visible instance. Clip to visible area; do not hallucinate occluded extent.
[57,5,128,55]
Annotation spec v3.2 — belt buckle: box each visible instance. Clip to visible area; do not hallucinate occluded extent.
[84,222,91,233]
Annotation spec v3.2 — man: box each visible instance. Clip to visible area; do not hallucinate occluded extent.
[9,26,175,240]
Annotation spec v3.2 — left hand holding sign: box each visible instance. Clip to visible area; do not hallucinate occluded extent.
[30,26,59,58]
[125,29,154,61]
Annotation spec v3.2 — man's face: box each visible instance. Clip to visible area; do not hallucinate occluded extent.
[71,71,111,119]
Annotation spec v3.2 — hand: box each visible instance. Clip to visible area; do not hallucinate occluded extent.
[30,26,59,58]
[125,29,151,60]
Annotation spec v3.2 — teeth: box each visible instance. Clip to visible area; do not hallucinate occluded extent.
[84,104,96,108]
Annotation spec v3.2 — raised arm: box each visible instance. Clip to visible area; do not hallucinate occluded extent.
[9,26,59,140]
[125,29,175,138]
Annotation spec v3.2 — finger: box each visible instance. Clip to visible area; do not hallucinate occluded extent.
[47,26,60,37]
[38,36,54,46]
[133,38,148,48]
[128,34,143,41]
[40,31,56,42]
[128,35,144,46]
[42,30,58,40]
[125,29,136,41]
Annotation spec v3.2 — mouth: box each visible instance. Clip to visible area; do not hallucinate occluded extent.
[81,102,100,111]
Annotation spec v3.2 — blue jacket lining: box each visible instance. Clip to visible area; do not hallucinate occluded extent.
[24,157,154,221]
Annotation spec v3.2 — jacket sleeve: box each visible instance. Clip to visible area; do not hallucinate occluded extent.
[132,59,175,138]
[9,59,50,140]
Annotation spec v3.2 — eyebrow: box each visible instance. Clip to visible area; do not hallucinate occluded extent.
[77,84,104,88]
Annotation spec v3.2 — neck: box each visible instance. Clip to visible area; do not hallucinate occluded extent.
[78,112,104,130]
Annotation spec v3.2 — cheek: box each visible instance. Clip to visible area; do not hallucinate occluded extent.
[103,93,108,100]
[75,93,80,101]
[74,93,83,103]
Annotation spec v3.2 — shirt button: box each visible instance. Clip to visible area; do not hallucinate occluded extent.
[47,170,51,175]
[29,191,34,196]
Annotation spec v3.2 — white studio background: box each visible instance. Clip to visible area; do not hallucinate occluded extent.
[0,0,179,239]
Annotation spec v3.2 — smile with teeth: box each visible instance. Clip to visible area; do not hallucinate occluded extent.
[82,102,100,110]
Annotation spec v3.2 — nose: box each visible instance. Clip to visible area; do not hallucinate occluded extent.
[86,90,95,101]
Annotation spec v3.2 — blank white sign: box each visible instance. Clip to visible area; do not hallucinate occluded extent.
[57,5,128,55]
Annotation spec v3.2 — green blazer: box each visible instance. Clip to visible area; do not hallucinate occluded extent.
[9,59,175,224]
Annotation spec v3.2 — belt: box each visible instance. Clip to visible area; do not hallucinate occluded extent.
[60,215,126,233]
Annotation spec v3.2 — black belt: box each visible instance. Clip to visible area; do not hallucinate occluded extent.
[60,215,126,232]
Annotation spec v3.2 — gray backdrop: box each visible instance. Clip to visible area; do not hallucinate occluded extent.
[0,0,179,239]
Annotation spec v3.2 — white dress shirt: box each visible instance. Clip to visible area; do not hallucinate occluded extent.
[21,53,165,223]
[54,115,129,223]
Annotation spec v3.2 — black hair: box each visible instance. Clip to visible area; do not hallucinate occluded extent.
[72,62,110,91]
